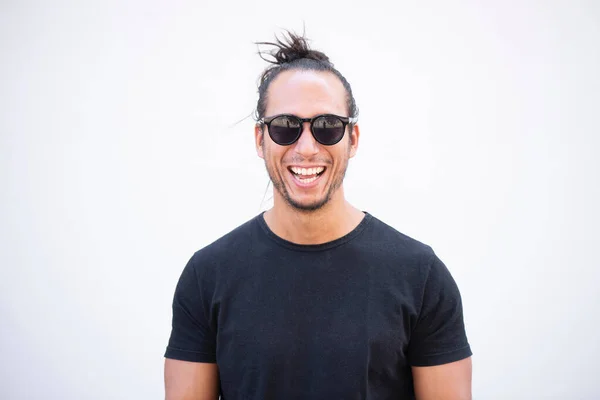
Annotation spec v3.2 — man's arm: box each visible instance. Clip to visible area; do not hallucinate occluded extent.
[165,253,219,399]
[164,359,219,400]
[412,357,472,400]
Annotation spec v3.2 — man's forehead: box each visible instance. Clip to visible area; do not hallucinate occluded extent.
[265,70,347,117]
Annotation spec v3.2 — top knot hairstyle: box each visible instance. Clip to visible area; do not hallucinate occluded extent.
[255,31,358,125]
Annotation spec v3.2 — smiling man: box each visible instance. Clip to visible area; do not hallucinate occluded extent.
[164,31,472,400]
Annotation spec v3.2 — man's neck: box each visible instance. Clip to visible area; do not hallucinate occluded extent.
[263,190,365,245]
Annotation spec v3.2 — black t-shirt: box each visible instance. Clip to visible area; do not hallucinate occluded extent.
[165,212,472,399]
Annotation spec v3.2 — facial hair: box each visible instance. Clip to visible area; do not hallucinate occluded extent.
[263,141,351,212]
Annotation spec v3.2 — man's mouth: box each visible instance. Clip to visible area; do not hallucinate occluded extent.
[288,166,326,184]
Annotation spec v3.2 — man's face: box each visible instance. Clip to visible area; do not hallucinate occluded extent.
[255,70,359,212]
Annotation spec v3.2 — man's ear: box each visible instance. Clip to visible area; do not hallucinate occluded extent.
[349,124,360,158]
[255,124,265,159]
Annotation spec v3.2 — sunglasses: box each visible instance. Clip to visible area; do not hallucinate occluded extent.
[258,114,357,146]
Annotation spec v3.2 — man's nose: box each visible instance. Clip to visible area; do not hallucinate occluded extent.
[293,122,319,157]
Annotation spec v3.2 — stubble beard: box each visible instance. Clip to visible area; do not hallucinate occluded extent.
[263,147,350,213]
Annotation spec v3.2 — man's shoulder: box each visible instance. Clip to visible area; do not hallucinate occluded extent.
[188,214,259,266]
[366,213,434,257]
[360,213,441,285]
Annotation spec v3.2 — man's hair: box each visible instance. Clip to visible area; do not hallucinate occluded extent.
[255,31,359,123]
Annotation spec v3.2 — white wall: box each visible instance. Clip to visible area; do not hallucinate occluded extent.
[1,1,599,399]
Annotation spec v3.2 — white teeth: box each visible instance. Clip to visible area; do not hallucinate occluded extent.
[298,176,318,183]
[290,166,325,176]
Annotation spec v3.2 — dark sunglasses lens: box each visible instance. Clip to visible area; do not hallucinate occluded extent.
[269,116,301,145]
[312,116,345,144]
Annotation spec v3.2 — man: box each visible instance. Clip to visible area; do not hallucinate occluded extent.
[164,31,472,400]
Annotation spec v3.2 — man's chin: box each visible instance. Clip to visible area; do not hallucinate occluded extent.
[272,178,334,212]
[285,196,329,212]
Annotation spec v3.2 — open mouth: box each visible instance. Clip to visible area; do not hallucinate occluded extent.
[288,166,326,185]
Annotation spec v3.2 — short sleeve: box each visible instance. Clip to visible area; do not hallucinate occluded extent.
[407,253,472,367]
[164,254,217,363]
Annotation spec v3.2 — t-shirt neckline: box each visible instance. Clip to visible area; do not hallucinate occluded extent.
[257,211,373,252]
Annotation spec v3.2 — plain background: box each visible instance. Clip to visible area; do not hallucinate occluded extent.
[1,1,599,399]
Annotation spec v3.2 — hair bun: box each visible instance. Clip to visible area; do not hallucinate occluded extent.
[257,31,331,66]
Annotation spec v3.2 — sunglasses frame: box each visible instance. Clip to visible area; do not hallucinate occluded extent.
[258,114,358,146]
